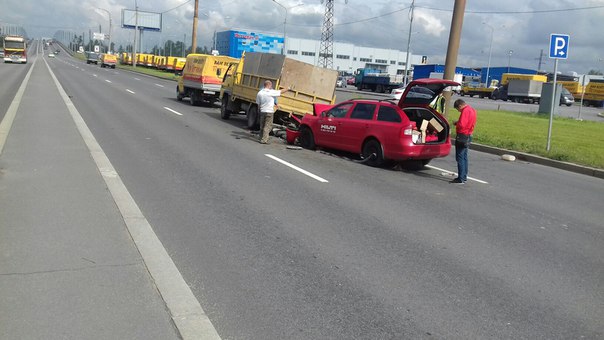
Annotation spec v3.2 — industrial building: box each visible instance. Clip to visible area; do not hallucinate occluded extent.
[215,29,422,75]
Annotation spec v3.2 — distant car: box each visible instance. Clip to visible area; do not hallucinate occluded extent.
[296,79,458,167]
[560,87,574,106]
[86,52,99,64]
[54,49,60,54]
[48,53,55,58]
[336,77,345,88]
[0,51,4,58]
[347,77,355,85]
[390,86,435,101]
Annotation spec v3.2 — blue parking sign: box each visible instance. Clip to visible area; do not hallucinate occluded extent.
[549,34,569,59]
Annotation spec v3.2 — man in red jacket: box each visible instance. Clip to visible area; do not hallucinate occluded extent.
[451,99,477,184]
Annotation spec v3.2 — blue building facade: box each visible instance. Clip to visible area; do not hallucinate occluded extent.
[216,30,283,58]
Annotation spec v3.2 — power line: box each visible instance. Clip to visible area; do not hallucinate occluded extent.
[161,0,193,14]
[288,6,410,27]
[416,4,604,14]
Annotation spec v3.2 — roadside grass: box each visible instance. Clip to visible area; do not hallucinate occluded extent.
[448,109,604,168]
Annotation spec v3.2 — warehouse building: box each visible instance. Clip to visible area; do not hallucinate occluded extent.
[215,29,423,75]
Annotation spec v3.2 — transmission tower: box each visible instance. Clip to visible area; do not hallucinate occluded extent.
[319,0,347,69]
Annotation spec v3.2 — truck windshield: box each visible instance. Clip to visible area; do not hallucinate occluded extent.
[4,41,25,49]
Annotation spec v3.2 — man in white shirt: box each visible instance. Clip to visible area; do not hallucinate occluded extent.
[256,80,289,144]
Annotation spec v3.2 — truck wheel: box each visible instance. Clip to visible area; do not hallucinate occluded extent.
[220,95,231,120]
[362,140,386,167]
[376,84,384,93]
[176,87,183,101]
[460,91,465,96]
[190,90,201,106]
[247,105,259,130]
[299,126,316,150]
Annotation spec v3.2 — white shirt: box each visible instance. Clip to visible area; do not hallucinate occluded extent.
[256,88,282,113]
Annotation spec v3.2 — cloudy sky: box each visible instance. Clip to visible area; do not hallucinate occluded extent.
[3,0,604,74]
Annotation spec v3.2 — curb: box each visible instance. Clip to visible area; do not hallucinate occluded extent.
[471,143,604,179]
[598,112,604,119]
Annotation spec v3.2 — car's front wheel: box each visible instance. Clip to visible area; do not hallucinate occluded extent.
[299,126,316,150]
[362,140,386,167]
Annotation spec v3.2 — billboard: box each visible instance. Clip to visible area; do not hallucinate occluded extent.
[121,9,162,32]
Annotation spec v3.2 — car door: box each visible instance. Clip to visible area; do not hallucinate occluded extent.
[337,102,377,152]
[315,103,353,149]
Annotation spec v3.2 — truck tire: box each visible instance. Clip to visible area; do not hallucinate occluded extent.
[220,95,231,120]
[362,139,386,167]
[460,91,465,96]
[176,87,183,101]
[247,105,259,130]
[190,90,201,106]
[376,84,384,93]
[299,126,316,150]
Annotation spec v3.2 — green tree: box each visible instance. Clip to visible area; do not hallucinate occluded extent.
[588,69,603,75]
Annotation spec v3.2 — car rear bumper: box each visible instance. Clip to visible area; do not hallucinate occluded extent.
[385,141,451,160]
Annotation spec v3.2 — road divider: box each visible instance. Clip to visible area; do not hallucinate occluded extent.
[265,154,329,183]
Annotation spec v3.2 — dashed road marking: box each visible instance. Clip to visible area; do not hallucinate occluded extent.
[155,83,165,88]
[164,107,183,116]
[93,74,98,77]
[265,154,329,183]
[425,165,489,184]
[134,77,140,80]
[105,79,112,83]
[126,89,135,94]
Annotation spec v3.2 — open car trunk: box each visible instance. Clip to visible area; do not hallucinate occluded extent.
[403,107,449,144]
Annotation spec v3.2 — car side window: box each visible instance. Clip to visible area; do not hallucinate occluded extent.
[350,103,377,120]
[377,106,402,123]
[326,103,353,118]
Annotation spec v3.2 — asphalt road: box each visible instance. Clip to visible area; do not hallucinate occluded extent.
[2,45,603,339]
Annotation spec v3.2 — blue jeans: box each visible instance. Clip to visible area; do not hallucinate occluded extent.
[455,135,472,182]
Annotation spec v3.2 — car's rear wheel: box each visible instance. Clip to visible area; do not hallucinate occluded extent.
[362,140,386,167]
[299,126,316,150]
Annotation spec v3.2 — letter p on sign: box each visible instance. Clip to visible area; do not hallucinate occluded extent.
[549,34,570,59]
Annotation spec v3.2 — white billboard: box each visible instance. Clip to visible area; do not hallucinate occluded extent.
[122,9,162,32]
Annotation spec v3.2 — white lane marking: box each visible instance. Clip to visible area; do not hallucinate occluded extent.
[93,74,98,77]
[0,54,37,154]
[105,79,112,83]
[134,77,140,80]
[43,58,222,340]
[164,107,183,116]
[114,72,119,75]
[265,154,329,183]
[154,83,165,88]
[126,89,135,94]
[425,165,489,184]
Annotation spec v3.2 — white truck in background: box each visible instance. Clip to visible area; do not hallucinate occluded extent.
[429,72,463,93]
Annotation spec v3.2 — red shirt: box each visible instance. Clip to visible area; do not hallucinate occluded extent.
[456,105,477,135]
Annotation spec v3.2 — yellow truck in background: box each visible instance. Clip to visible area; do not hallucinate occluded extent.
[582,79,604,107]
[99,53,117,68]
[153,55,166,70]
[177,54,239,105]
[219,52,339,129]
[500,73,547,85]
[173,57,186,73]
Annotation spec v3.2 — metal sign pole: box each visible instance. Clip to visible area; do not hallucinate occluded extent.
[546,58,558,152]
[578,75,586,120]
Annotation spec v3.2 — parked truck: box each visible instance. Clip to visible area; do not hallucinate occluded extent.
[354,68,403,93]
[429,72,463,93]
[220,52,338,129]
[177,54,240,106]
[582,79,604,107]
[491,73,546,103]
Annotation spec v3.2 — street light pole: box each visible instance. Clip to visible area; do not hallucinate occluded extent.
[482,22,494,87]
[507,49,513,73]
[403,0,415,87]
[96,8,112,53]
[133,0,138,68]
[273,1,303,56]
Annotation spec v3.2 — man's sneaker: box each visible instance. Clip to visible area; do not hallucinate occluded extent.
[450,178,465,184]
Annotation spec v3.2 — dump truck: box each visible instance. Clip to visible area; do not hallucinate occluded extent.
[459,85,494,98]
[177,54,240,106]
[501,73,547,85]
[220,52,339,129]
[354,68,403,93]
[582,79,604,107]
